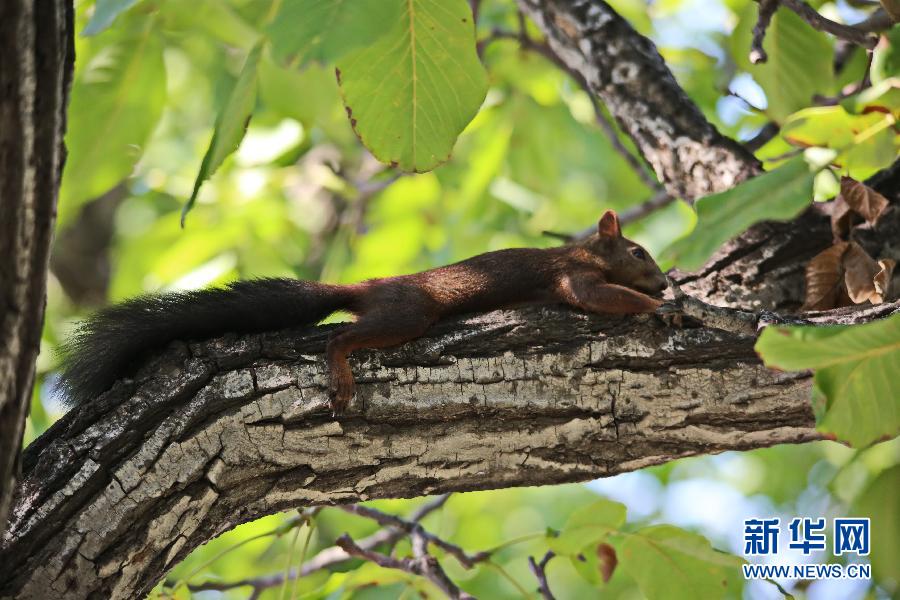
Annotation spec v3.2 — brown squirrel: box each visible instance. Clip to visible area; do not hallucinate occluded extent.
[59,210,670,414]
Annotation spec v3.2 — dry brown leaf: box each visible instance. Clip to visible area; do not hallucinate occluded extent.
[874,259,896,303]
[839,176,889,226]
[828,194,854,240]
[597,543,618,584]
[843,242,881,303]
[802,242,849,311]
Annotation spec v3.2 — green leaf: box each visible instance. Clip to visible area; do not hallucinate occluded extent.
[183,42,263,225]
[82,0,142,36]
[854,465,900,585]
[663,155,816,270]
[60,27,166,226]
[336,0,488,172]
[732,5,834,122]
[620,525,744,600]
[548,499,627,556]
[756,314,900,447]
[266,0,401,66]
[781,103,898,175]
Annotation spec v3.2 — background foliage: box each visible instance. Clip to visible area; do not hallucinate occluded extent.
[29,0,899,598]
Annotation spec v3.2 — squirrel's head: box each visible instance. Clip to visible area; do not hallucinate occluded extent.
[579,210,668,296]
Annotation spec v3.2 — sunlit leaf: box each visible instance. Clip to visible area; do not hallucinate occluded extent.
[60,27,166,225]
[336,0,488,172]
[664,155,816,270]
[732,5,834,122]
[267,0,401,65]
[620,526,744,600]
[183,42,263,224]
[756,314,900,447]
[548,499,626,556]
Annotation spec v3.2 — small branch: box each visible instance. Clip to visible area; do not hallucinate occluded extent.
[527,551,556,600]
[879,0,900,23]
[337,534,475,600]
[340,503,491,568]
[479,28,667,204]
[855,8,893,30]
[185,495,452,596]
[778,0,879,47]
[744,122,781,153]
[617,190,676,226]
[750,0,780,63]
[668,277,813,335]
[587,95,662,192]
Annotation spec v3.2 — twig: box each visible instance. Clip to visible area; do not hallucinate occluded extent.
[855,8,893,31]
[587,95,662,192]
[750,0,781,63]
[617,190,676,226]
[186,495,452,596]
[340,503,491,568]
[777,0,879,47]
[566,189,676,241]
[479,28,668,211]
[337,534,476,599]
[527,551,556,600]
[668,277,812,334]
[744,122,781,153]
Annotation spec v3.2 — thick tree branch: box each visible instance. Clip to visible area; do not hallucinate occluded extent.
[515,0,762,201]
[0,306,823,599]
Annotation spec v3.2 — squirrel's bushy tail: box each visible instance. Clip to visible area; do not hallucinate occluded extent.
[58,278,356,407]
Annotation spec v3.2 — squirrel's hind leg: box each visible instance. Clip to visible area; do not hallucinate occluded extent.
[325,309,435,414]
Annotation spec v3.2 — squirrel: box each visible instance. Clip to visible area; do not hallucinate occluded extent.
[59,210,672,415]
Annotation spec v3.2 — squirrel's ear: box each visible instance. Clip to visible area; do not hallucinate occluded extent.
[597,210,621,238]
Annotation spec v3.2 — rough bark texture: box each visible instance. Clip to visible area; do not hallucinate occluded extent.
[0,0,73,538]
[0,307,819,599]
[516,0,762,200]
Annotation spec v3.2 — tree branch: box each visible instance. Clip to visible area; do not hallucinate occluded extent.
[183,495,452,596]
[750,0,781,64]
[1,305,824,599]
[528,551,556,600]
[778,0,880,47]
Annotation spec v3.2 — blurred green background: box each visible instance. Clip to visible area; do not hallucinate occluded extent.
[28,0,899,598]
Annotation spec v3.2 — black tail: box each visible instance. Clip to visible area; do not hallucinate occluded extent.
[57,278,356,406]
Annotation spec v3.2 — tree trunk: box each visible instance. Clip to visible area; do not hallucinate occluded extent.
[0,0,73,538]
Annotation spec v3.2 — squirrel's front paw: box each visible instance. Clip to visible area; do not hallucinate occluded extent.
[328,374,355,417]
[655,301,684,328]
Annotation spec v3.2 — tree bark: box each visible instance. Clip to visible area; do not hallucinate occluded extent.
[0,0,73,538]
[0,307,821,599]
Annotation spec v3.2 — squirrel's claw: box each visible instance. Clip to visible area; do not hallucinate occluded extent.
[655,301,684,328]
[327,374,355,417]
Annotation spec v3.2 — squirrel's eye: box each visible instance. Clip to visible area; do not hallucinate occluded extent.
[630,247,646,260]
